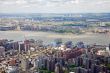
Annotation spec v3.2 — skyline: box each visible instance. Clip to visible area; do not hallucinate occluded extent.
[0,0,110,13]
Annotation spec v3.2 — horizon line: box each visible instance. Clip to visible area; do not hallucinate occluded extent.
[0,12,110,14]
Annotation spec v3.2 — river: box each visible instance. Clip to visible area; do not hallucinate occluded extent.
[0,31,110,45]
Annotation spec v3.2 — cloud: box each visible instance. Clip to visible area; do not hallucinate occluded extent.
[0,0,78,5]
[0,0,110,13]
[0,0,108,5]
[0,0,27,5]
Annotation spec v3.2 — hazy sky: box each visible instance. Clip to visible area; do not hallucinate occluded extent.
[0,0,110,13]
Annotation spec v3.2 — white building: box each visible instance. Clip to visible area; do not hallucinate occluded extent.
[0,46,5,57]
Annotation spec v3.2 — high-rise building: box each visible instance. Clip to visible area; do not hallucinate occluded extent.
[80,68,90,73]
[109,44,110,50]
[47,59,52,71]
[75,57,83,67]
[50,59,56,72]
[20,56,29,72]
[55,63,63,73]
[74,67,81,73]
[85,59,92,69]
[91,64,100,73]
[0,46,5,57]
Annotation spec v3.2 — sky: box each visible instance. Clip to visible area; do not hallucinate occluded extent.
[0,0,110,13]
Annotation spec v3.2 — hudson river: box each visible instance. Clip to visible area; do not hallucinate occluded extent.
[0,31,110,45]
